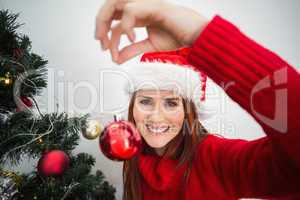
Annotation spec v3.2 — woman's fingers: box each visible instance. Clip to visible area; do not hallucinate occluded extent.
[95,0,127,50]
[121,12,136,43]
[110,23,123,62]
[110,22,155,64]
[117,39,155,64]
[109,6,140,62]
[98,0,182,63]
[95,2,114,49]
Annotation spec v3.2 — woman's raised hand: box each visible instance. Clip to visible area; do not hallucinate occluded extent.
[95,0,209,64]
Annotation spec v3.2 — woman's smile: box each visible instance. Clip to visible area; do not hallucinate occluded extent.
[145,123,170,134]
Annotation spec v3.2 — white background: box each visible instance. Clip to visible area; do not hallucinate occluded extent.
[1,0,299,199]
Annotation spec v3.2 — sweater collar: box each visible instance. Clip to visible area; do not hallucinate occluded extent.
[138,153,187,191]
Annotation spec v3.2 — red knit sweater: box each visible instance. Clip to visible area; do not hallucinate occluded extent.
[137,15,300,199]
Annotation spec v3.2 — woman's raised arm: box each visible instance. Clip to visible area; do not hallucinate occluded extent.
[186,15,300,198]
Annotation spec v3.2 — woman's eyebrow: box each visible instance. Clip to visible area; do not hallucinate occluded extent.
[136,96,180,100]
[136,95,153,99]
[164,97,180,101]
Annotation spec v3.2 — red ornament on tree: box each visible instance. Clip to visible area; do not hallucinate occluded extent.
[20,96,33,107]
[99,116,141,161]
[37,150,70,177]
[16,96,33,112]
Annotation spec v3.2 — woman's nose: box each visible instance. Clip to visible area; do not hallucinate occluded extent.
[147,103,165,120]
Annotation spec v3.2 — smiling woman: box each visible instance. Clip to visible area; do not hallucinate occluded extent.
[125,88,209,200]
[121,56,209,200]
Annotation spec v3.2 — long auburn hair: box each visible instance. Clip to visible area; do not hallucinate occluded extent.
[123,91,209,200]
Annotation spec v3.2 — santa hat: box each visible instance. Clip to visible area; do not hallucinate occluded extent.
[121,48,208,117]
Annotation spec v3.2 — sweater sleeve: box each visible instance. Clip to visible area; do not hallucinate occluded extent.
[186,15,300,198]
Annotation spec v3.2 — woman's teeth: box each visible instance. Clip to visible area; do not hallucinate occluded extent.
[146,124,169,134]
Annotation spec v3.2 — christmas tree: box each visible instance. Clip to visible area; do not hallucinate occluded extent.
[0,9,116,200]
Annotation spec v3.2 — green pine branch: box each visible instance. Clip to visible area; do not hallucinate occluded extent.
[0,112,88,166]
[0,9,116,200]
[0,9,47,111]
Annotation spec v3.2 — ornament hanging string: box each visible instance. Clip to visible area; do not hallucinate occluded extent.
[2,117,54,159]
[31,97,44,118]
[0,95,51,154]
[60,182,80,200]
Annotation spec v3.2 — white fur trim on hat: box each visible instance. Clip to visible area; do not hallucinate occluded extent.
[120,62,208,117]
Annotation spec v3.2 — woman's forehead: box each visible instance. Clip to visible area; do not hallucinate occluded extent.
[136,90,182,99]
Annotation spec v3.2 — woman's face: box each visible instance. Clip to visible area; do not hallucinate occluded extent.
[133,90,185,155]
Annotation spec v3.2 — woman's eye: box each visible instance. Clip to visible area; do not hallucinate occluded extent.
[139,99,152,105]
[166,101,178,107]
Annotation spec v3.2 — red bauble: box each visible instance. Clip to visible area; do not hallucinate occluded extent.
[99,120,141,161]
[37,150,70,177]
[20,96,33,107]
[16,96,33,112]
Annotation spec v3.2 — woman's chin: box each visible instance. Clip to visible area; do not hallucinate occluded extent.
[144,138,169,149]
